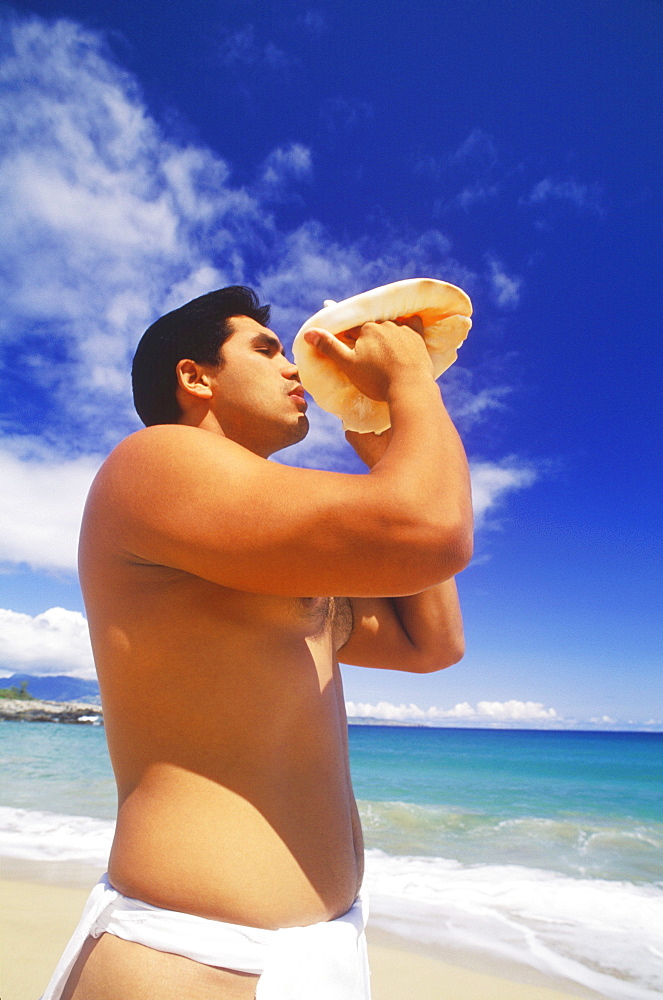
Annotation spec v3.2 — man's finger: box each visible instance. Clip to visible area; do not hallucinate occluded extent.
[303,328,355,366]
[395,315,424,336]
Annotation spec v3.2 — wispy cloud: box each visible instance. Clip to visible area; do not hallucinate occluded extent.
[444,182,499,213]
[420,130,501,214]
[0,14,537,576]
[0,16,269,446]
[0,16,475,453]
[297,10,327,35]
[487,258,522,308]
[449,129,498,169]
[0,607,94,679]
[345,698,559,725]
[421,132,604,232]
[218,25,290,71]
[417,129,498,181]
[255,143,313,203]
[524,177,603,214]
[470,457,537,528]
[442,366,512,432]
[259,144,312,187]
[319,96,373,133]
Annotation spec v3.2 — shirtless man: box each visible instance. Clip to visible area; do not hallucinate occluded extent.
[62,285,472,998]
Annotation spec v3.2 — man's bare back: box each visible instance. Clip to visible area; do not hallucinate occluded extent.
[60,297,472,998]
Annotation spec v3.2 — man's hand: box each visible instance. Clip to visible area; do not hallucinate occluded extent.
[303,316,431,402]
[337,317,428,467]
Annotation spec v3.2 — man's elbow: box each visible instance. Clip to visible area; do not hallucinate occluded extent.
[377,512,473,596]
[415,636,465,674]
[428,519,474,582]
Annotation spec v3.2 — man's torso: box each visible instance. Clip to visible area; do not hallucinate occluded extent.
[79,515,364,933]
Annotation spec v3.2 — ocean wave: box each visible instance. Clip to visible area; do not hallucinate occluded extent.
[357,799,663,883]
[0,806,113,865]
[2,805,662,999]
[364,849,663,1000]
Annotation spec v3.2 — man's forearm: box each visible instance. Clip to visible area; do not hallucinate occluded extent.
[344,397,470,671]
[391,577,465,672]
[342,578,465,673]
[372,375,473,574]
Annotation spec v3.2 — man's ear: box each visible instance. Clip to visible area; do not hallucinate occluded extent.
[175,359,214,403]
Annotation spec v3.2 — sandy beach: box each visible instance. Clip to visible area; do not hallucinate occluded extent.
[1,861,605,1000]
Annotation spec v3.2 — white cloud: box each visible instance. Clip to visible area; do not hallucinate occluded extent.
[0,14,537,562]
[299,10,327,34]
[319,96,373,133]
[257,143,313,198]
[218,25,290,71]
[487,258,522,308]
[476,700,557,721]
[449,129,498,169]
[442,366,512,432]
[0,16,477,452]
[0,16,268,445]
[0,607,94,678]
[345,699,559,725]
[450,183,499,212]
[259,221,473,337]
[525,178,603,214]
[0,439,102,573]
[470,458,537,528]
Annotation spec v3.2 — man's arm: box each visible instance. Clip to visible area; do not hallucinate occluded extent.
[84,320,472,599]
[339,583,464,673]
[338,427,468,673]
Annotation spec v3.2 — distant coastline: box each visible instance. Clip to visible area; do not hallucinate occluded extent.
[1,674,660,733]
[0,698,103,724]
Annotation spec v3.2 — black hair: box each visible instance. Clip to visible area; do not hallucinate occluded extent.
[131,285,271,426]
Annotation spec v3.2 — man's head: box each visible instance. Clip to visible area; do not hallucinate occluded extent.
[132,286,270,427]
[132,286,308,457]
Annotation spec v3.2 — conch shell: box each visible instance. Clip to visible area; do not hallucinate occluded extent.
[292,277,472,433]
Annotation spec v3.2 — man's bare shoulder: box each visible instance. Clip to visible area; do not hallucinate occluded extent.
[107,424,248,467]
[82,426,258,546]
[93,425,255,498]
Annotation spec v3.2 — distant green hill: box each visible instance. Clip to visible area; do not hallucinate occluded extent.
[0,673,100,703]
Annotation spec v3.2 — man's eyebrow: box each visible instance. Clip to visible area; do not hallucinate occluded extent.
[251,332,286,355]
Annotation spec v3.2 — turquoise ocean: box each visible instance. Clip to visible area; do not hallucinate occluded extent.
[1,722,662,999]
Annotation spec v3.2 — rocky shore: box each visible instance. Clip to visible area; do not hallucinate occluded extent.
[0,699,103,724]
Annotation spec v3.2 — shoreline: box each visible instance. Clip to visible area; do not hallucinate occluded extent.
[1,858,606,1000]
[0,698,103,724]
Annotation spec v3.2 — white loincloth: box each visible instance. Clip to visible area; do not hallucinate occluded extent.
[40,873,371,999]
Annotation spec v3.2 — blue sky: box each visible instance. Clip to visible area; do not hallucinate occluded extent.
[0,1,660,729]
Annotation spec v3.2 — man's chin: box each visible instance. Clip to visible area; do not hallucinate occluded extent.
[273,414,309,454]
[290,414,310,445]
[283,413,310,448]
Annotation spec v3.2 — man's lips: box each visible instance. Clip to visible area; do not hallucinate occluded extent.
[288,384,306,400]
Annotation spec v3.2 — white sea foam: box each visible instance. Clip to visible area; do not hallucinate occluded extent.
[364,849,663,1000]
[0,806,113,865]
[2,806,661,999]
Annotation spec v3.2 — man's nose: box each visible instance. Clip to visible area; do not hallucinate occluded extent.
[282,359,300,381]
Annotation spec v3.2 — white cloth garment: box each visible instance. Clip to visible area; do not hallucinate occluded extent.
[40,874,371,1000]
